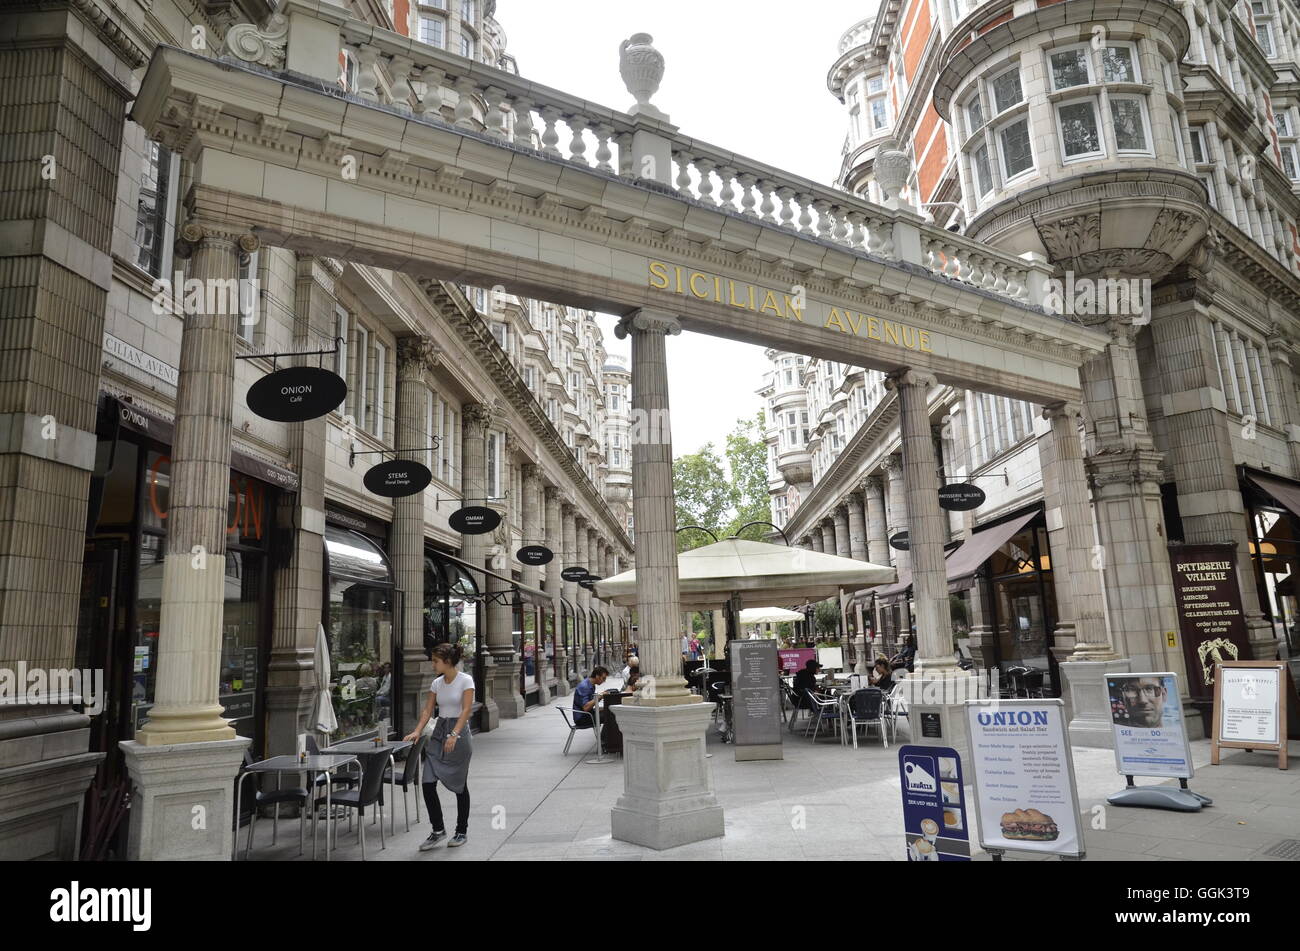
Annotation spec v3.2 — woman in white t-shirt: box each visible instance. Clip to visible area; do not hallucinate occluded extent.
[404,642,475,850]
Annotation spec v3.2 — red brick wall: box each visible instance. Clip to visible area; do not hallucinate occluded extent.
[914,103,948,202]
[394,0,411,35]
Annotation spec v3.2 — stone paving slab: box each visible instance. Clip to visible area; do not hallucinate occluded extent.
[239,694,1300,862]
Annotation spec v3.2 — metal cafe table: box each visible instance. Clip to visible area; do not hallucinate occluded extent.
[321,739,414,836]
[235,753,357,861]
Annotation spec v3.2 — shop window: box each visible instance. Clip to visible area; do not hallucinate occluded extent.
[324,525,394,739]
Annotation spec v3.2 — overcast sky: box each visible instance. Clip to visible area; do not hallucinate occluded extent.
[499,0,880,457]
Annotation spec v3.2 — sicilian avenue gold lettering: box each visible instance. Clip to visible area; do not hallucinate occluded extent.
[645,261,938,351]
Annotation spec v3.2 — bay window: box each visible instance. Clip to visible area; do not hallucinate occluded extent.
[998,117,1034,179]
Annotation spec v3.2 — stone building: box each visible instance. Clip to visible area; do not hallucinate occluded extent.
[764,1,1300,745]
[0,0,631,860]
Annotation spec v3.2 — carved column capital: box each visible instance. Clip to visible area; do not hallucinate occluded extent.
[396,335,441,380]
[222,13,289,69]
[884,368,938,391]
[174,219,259,259]
[614,309,681,339]
[862,474,884,493]
[880,453,903,474]
[463,401,495,436]
[1042,400,1083,423]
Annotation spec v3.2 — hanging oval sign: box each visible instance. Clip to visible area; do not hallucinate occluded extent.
[517,545,554,566]
[889,530,910,551]
[363,460,431,498]
[449,506,501,535]
[577,575,603,590]
[246,366,347,422]
[561,566,590,582]
[938,482,986,512]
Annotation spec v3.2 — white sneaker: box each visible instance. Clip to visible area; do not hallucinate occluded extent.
[419,830,446,852]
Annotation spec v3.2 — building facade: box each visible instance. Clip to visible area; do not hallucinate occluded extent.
[764,1,1300,726]
[0,0,632,860]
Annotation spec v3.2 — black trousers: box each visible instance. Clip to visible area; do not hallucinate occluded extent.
[422,781,469,835]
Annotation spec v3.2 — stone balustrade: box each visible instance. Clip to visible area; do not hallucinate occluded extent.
[225,0,1046,310]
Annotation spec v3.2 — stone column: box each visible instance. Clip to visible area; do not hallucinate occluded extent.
[1044,402,1131,748]
[0,1,138,858]
[393,337,439,729]
[543,485,568,696]
[484,434,522,720]
[574,515,590,672]
[808,531,825,553]
[521,465,549,705]
[134,223,252,747]
[611,309,722,850]
[864,475,889,565]
[820,519,836,556]
[886,370,981,749]
[847,493,868,561]
[120,221,253,859]
[588,527,601,663]
[832,506,851,558]
[1080,318,1180,672]
[266,256,335,762]
[561,501,579,685]
[883,454,911,578]
[461,403,498,728]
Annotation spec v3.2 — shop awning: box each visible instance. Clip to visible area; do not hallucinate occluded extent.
[434,548,551,607]
[945,510,1040,584]
[1245,470,1300,521]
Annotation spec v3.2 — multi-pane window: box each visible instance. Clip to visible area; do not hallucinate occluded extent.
[1100,45,1136,82]
[461,0,476,20]
[486,432,501,499]
[1049,43,1151,162]
[1050,48,1092,89]
[964,94,984,139]
[419,16,445,47]
[1110,98,1147,151]
[373,342,387,440]
[354,325,369,428]
[998,118,1034,178]
[991,69,1023,113]
[973,143,993,195]
[1277,109,1299,180]
[460,33,474,58]
[134,140,171,277]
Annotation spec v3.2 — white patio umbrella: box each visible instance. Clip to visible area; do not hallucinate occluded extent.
[593,538,895,611]
[739,607,807,624]
[313,622,338,735]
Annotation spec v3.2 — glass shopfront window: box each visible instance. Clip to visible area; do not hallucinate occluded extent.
[1249,505,1299,655]
[324,525,394,739]
[984,521,1058,696]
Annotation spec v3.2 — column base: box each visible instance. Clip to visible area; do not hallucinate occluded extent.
[609,701,724,851]
[1059,658,1131,749]
[486,658,525,720]
[899,672,986,750]
[118,736,250,860]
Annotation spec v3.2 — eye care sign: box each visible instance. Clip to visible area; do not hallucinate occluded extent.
[964,699,1085,858]
[1105,673,1193,779]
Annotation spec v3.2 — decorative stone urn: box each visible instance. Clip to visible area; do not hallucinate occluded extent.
[620,33,666,118]
[873,137,911,207]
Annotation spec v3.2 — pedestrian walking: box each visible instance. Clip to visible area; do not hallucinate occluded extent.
[404,642,474,851]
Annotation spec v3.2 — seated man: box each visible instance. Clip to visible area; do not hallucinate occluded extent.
[792,658,822,708]
[572,666,611,729]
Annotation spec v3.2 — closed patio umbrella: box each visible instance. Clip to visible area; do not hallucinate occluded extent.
[313,622,338,735]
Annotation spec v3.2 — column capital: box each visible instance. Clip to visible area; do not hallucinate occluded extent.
[574,513,589,530]
[1042,400,1083,422]
[881,453,903,474]
[174,218,259,259]
[884,368,937,391]
[833,506,849,523]
[615,309,682,339]
[463,401,496,435]
[845,493,865,512]
[862,474,884,493]
[521,463,541,484]
[396,335,441,379]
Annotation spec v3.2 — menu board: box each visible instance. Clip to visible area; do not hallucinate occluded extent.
[964,699,1085,858]
[1168,544,1253,704]
[1105,672,1194,779]
[731,639,782,752]
[1211,661,1287,768]
[898,745,970,861]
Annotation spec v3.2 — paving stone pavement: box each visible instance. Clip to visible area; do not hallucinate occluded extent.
[239,694,1300,862]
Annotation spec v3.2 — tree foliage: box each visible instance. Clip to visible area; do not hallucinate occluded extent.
[672,412,773,552]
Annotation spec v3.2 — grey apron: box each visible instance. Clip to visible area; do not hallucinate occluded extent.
[422,715,472,794]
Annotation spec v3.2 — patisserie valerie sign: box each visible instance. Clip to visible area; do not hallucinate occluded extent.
[964,699,1085,858]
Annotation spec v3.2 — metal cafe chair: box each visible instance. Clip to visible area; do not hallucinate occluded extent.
[240,750,311,860]
[558,706,593,755]
[382,733,429,833]
[1023,668,1046,698]
[883,683,909,743]
[316,751,389,860]
[805,690,843,742]
[846,688,888,749]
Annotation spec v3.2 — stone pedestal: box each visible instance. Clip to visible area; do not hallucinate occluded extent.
[487,659,525,720]
[1059,659,1131,749]
[609,702,724,850]
[0,708,102,860]
[118,737,249,861]
[900,673,985,752]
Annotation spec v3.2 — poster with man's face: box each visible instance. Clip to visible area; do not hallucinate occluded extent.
[1105,672,1193,779]
[1108,675,1174,728]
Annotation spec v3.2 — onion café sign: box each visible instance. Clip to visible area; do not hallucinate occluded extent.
[648,262,937,354]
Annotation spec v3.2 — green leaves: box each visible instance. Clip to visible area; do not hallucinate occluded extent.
[673,412,772,552]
